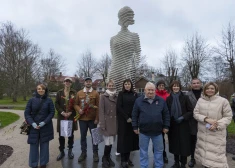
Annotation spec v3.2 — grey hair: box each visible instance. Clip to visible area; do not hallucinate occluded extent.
[145,82,156,89]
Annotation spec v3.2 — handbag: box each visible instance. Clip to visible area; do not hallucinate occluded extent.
[60,120,73,137]
[20,99,45,135]
[91,127,104,145]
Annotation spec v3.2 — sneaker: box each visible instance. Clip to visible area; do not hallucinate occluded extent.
[93,152,99,162]
[78,152,87,162]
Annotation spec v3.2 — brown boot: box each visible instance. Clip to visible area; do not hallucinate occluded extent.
[40,165,46,168]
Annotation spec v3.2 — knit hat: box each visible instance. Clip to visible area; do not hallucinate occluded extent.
[156,80,166,87]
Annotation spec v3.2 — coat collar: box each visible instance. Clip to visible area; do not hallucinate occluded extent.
[104,92,117,102]
[187,91,197,101]
[83,87,93,92]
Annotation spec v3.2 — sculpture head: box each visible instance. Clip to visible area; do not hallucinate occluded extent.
[118,6,135,28]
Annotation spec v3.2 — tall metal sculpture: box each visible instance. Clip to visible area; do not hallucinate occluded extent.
[108,6,141,92]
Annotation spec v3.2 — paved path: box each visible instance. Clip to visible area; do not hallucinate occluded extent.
[1,109,235,168]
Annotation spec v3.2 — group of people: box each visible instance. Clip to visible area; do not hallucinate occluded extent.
[24,77,233,168]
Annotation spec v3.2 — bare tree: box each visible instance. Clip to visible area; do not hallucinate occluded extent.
[77,49,97,78]
[95,53,111,86]
[214,23,235,91]
[182,32,211,79]
[179,65,191,88]
[162,48,178,85]
[41,48,65,82]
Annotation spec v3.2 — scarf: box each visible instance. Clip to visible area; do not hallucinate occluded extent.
[192,89,202,100]
[171,92,182,120]
[106,89,116,96]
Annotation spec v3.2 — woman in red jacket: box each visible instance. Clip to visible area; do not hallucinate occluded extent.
[155,80,170,163]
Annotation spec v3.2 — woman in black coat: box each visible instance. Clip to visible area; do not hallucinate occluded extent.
[166,81,193,168]
[24,84,55,168]
[117,79,139,168]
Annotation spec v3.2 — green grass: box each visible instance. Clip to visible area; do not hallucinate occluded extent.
[0,112,20,128]
[228,120,235,135]
[0,97,29,105]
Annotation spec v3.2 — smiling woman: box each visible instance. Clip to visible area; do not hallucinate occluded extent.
[0,112,20,128]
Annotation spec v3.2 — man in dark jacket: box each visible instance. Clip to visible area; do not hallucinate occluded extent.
[55,77,77,161]
[186,78,202,167]
[132,82,170,168]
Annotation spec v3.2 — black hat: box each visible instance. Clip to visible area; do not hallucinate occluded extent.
[156,80,166,87]
[84,77,92,81]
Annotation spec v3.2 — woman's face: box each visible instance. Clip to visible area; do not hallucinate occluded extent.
[37,85,45,96]
[172,84,180,93]
[124,82,131,91]
[205,85,216,97]
[107,82,115,92]
[157,84,165,91]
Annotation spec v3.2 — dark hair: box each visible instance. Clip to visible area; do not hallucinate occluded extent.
[191,78,202,84]
[156,80,166,87]
[203,82,219,96]
[169,80,182,91]
[122,79,134,92]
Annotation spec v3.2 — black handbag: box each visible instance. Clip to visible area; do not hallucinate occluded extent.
[20,99,45,135]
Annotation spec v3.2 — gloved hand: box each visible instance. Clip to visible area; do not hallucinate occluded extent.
[39,122,45,127]
[32,122,38,129]
[175,116,184,124]
[127,118,132,123]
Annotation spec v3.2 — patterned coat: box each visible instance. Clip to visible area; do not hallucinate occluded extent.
[99,92,117,136]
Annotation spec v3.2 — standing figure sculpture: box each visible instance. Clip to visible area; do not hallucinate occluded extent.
[108,6,141,92]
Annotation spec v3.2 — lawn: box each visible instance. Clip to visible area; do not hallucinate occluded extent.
[0,112,20,128]
[228,120,235,135]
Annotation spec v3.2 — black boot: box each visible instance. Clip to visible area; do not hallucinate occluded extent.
[188,158,196,167]
[121,162,128,168]
[102,156,109,168]
[68,149,74,159]
[56,151,65,161]
[128,159,134,166]
[171,162,180,168]
[180,164,186,168]
[107,145,115,167]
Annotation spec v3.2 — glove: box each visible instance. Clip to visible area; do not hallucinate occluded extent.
[39,122,45,127]
[175,116,184,124]
[127,118,132,123]
[32,122,38,129]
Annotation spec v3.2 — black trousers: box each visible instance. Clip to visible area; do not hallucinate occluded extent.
[190,135,197,159]
[59,130,74,151]
[174,154,187,165]
[121,152,130,162]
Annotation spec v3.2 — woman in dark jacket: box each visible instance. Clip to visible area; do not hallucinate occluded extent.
[117,79,139,168]
[166,81,193,168]
[24,84,55,168]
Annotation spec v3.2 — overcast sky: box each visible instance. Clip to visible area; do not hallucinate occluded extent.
[1,0,235,76]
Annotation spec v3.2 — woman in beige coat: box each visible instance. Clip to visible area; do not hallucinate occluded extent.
[99,80,117,168]
[194,82,232,168]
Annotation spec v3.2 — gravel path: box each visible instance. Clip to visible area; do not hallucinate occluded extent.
[1,109,235,168]
[0,109,80,168]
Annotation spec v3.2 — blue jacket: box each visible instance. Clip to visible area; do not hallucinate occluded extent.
[24,91,55,144]
[132,95,170,136]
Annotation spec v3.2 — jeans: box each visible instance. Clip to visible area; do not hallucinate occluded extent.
[29,141,49,167]
[79,120,98,152]
[139,133,164,168]
[59,130,74,151]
